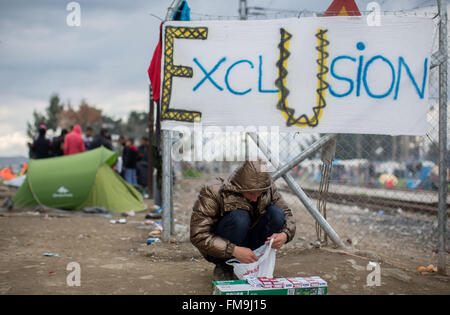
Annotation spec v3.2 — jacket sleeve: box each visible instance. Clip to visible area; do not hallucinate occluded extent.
[270,184,296,243]
[190,186,235,260]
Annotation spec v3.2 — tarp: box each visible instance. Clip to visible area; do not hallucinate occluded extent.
[0,168,16,181]
[160,16,433,135]
[13,147,145,213]
[172,0,190,21]
[4,175,26,187]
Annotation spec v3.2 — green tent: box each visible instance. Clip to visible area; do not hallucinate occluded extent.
[13,147,145,213]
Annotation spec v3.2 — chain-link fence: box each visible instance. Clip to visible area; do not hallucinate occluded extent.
[167,6,448,272]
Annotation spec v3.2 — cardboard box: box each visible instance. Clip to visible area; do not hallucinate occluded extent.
[212,277,328,295]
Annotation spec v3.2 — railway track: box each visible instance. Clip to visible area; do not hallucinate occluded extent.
[279,185,444,215]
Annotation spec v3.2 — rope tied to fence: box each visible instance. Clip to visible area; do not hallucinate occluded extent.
[316,136,337,246]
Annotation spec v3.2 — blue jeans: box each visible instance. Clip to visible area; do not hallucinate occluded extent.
[207,205,285,264]
[124,168,137,185]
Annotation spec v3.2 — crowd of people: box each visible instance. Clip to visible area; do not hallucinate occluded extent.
[28,124,150,187]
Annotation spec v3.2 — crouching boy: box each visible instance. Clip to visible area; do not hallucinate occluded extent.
[190,160,296,280]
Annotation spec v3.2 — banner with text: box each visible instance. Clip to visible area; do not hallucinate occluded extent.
[160,16,433,135]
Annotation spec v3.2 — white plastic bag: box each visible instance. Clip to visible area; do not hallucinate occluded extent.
[226,238,276,280]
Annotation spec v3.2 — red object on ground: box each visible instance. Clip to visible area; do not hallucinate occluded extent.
[323,0,361,16]
[385,180,393,188]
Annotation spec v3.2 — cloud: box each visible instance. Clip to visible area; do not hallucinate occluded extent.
[0,95,47,157]
[0,132,29,157]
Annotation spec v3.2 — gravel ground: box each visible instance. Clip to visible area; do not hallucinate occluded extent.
[174,175,449,273]
[0,175,449,295]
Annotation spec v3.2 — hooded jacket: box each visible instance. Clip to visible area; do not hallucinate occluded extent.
[63,125,86,155]
[190,160,296,260]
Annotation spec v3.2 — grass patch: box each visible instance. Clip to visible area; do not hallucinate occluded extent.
[182,168,202,179]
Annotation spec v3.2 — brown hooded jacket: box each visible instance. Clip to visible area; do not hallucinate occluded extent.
[190,160,296,260]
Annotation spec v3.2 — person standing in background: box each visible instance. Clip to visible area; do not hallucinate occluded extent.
[116,135,126,178]
[123,138,138,185]
[137,137,149,188]
[90,128,113,151]
[32,125,52,159]
[52,129,68,157]
[83,126,94,150]
[63,125,86,155]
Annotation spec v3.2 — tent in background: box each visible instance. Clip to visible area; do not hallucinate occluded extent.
[13,147,145,213]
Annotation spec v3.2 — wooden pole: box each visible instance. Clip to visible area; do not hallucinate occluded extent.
[148,83,154,199]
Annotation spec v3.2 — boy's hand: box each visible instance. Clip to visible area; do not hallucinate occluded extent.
[265,232,287,249]
[232,246,258,263]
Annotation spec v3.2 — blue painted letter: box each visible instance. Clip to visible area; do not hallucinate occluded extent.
[193,57,226,92]
[363,55,395,99]
[329,55,356,98]
[258,55,278,93]
[394,57,428,100]
[225,59,254,95]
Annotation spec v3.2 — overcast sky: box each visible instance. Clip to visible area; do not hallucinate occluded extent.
[0,0,437,156]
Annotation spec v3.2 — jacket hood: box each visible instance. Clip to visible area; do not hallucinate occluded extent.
[223,160,272,193]
[72,125,82,135]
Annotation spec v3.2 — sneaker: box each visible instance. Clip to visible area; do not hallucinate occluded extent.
[213,263,235,281]
[145,213,161,219]
[145,209,162,219]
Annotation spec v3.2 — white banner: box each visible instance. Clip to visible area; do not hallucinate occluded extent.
[160,16,433,135]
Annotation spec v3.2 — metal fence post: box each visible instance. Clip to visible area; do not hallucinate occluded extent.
[148,84,154,199]
[437,0,448,275]
[165,0,183,20]
[161,129,172,241]
[160,0,184,242]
